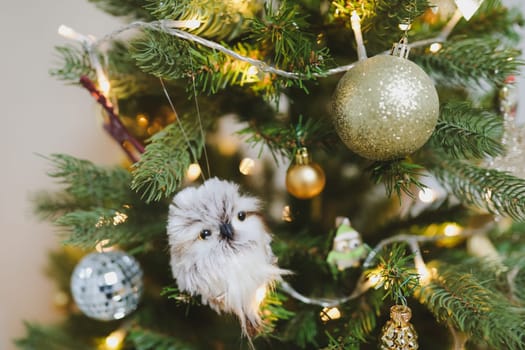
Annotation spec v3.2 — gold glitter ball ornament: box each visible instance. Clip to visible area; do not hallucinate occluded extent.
[286,147,326,199]
[331,54,439,161]
[380,305,419,350]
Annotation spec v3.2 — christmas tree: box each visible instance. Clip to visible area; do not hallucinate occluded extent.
[16,0,525,349]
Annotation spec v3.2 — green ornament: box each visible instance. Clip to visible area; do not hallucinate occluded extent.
[326,217,369,274]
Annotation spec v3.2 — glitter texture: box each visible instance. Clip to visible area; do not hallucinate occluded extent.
[70,251,143,321]
[331,55,439,160]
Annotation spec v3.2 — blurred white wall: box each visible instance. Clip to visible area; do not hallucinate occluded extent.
[0,1,523,350]
[0,1,121,349]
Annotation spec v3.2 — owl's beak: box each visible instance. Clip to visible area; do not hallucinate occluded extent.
[219,222,234,240]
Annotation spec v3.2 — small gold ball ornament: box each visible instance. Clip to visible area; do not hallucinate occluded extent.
[331,38,439,161]
[380,304,419,350]
[286,147,326,199]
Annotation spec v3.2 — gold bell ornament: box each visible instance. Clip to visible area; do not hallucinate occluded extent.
[380,304,419,350]
[285,147,326,199]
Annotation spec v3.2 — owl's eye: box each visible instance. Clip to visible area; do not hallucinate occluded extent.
[349,240,360,249]
[237,211,246,221]
[199,229,212,240]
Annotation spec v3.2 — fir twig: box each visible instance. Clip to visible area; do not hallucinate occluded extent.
[15,323,93,350]
[43,154,133,205]
[368,160,426,198]
[50,45,93,82]
[88,0,154,20]
[370,244,419,305]
[130,115,206,203]
[248,1,330,74]
[430,101,504,159]
[420,265,525,349]
[414,37,523,88]
[431,159,525,221]
[127,328,194,350]
[239,116,334,161]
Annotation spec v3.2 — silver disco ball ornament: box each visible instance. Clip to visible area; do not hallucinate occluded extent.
[70,251,143,321]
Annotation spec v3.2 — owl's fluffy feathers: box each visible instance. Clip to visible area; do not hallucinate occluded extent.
[167,178,288,336]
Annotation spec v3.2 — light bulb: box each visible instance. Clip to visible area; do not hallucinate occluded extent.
[320,307,341,321]
[186,163,202,182]
[104,329,126,350]
[444,223,462,237]
[454,0,484,20]
[239,157,255,175]
[429,42,442,53]
[418,188,436,203]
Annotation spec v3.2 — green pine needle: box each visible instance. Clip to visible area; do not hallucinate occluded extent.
[50,45,93,82]
[371,244,419,305]
[431,159,525,221]
[127,328,194,350]
[420,265,525,350]
[430,101,504,159]
[131,116,206,203]
[368,160,426,198]
[415,37,523,88]
[87,0,153,20]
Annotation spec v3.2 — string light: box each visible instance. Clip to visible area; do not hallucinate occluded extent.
[444,223,462,237]
[418,187,436,203]
[350,11,367,61]
[58,24,111,96]
[429,42,443,53]
[320,307,341,321]
[103,329,126,350]
[186,163,202,182]
[281,205,293,222]
[239,157,255,175]
[164,19,202,30]
[454,0,484,20]
[95,239,114,253]
[398,23,412,31]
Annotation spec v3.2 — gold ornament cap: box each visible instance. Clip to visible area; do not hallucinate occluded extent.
[390,304,412,325]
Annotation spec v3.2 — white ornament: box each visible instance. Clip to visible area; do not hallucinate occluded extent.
[167,177,289,336]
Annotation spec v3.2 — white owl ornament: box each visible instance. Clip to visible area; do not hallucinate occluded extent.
[167,178,289,337]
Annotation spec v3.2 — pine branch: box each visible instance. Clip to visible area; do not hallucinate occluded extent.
[282,310,319,348]
[430,101,504,159]
[239,115,335,161]
[133,30,271,95]
[132,30,193,82]
[430,159,525,221]
[88,0,153,20]
[15,323,93,350]
[143,0,260,40]
[131,116,206,203]
[32,191,79,220]
[50,45,93,82]
[371,244,419,305]
[260,290,295,335]
[55,205,166,249]
[414,37,523,88]
[127,328,194,350]
[368,160,426,198]
[453,2,524,43]
[330,0,431,53]
[44,154,134,206]
[248,1,330,74]
[419,265,525,349]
